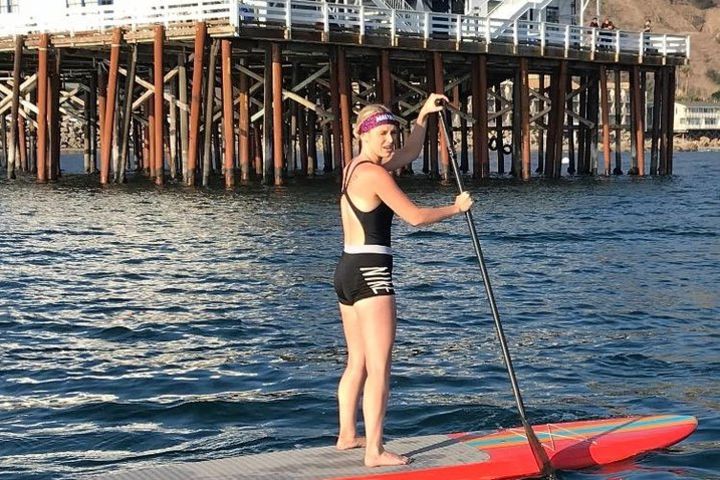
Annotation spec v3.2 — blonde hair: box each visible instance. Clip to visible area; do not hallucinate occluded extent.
[353,104,392,139]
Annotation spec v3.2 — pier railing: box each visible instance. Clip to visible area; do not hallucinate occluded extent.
[0,0,690,59]
[0,0,237,36]
[248,0,689,59]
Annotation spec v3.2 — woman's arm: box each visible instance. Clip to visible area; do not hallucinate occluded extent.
[383,93,448,172]
[368,164,471,227]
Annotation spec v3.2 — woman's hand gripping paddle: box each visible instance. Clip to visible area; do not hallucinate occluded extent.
[434,99,556,479]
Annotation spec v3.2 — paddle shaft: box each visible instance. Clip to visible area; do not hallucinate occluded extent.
[435,102,555,477]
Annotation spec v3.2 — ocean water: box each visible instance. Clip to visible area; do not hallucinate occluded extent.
[0,152,718,479]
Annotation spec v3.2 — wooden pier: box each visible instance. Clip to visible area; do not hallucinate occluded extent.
[0,0,688,185]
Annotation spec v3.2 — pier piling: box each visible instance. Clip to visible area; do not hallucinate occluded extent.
[238,58,250,182]
[600,66,611,175]
[153,25,165,185]
[221,39,235,188]
[519,58,530,180]
[186,22,206,186]
[272,43,284,186]
[7,35,23,180]
[101,28,122,185]
[613,69,623,175]
[36,34,48,183]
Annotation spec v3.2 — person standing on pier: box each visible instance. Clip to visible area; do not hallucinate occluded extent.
[333,94,473,467]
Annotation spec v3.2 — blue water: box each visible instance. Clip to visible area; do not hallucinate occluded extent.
[0,152,718,479]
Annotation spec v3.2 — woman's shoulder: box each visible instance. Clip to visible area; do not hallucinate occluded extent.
[350,159,387,176]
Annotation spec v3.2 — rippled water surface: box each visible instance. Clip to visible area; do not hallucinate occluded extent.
[1,153,718,479]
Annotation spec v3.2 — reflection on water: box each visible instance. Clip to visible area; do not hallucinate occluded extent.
[0,152,718,479]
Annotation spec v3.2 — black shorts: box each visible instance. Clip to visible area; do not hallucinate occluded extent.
[334,250,395,306]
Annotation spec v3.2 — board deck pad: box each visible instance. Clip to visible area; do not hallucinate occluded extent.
[103,414,697,480]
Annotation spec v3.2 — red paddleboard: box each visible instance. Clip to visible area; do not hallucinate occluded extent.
[102,414,697,480]
[333,414,698,480]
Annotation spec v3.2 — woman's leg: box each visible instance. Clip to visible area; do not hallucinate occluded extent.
[337,302,367,450]
[355,294,409,467]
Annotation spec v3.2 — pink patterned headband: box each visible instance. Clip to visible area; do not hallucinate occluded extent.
[358,112,399,134]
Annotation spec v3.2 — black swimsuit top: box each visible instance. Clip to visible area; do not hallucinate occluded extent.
[341,160,394,248]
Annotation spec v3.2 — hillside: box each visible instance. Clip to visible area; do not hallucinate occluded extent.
[601,0,720,100]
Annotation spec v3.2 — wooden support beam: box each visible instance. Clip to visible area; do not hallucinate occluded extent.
[519,58,531,180]
[658,68,668,176]
[544,74,556,177]
[633,66,645,176]
[36,34,49,183]
[650,69,661,175]
[666,66,676,174]
[307,82,318,177]
[553,62,568,178]
[262,45,273,182]
[0,75,37,116]
[272,43,284,186]
[495,83,504,175]
[19,114,28,173]
[613,70,623,174]
[89,71,98,173]
[221,39,235,188]
[298,92,308,177]
[153,25,165,185]
[535,74,545,174]
[511,71,521,177]
[556,62,568,178]
[588,72,599,175]
[565,76,575,175]
[168,92,178,180]
[83,80,92,174]
[203,39,219,187]
[460,93,469,174]
[576,75,587,175]
[329,47,342,173]
[238,58,250,182]
[289,64,299,174]
[7,35,23,179]
[235,63,329,118]
[472,55,489,178]
[253,121,263,177]
[338,46,352,169]
[187,21,206,186]
[49,50,61,180]
[100,28,122,184]
[98,66,108,172]
[147,100,154,175]
[127,67,181,112]
[0,114,6,171]
[322,90,333,173]
[118,44,137,183]
[600,66,611,175]
[212,110,222,174]
[426,56,438,178]
[178,52,189,180]
[433,51,448,180]
[380,50,392,107]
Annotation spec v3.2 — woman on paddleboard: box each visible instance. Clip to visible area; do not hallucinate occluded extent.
[334,94,473,467]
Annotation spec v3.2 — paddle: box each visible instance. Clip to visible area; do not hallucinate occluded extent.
[434,99,556,479]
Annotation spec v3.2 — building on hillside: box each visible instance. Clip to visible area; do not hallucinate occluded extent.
[673,101,720,134]
[434,0,579,25]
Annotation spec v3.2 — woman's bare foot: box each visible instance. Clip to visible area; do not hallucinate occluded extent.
[364,450,411,467]
[336,436,366,450]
